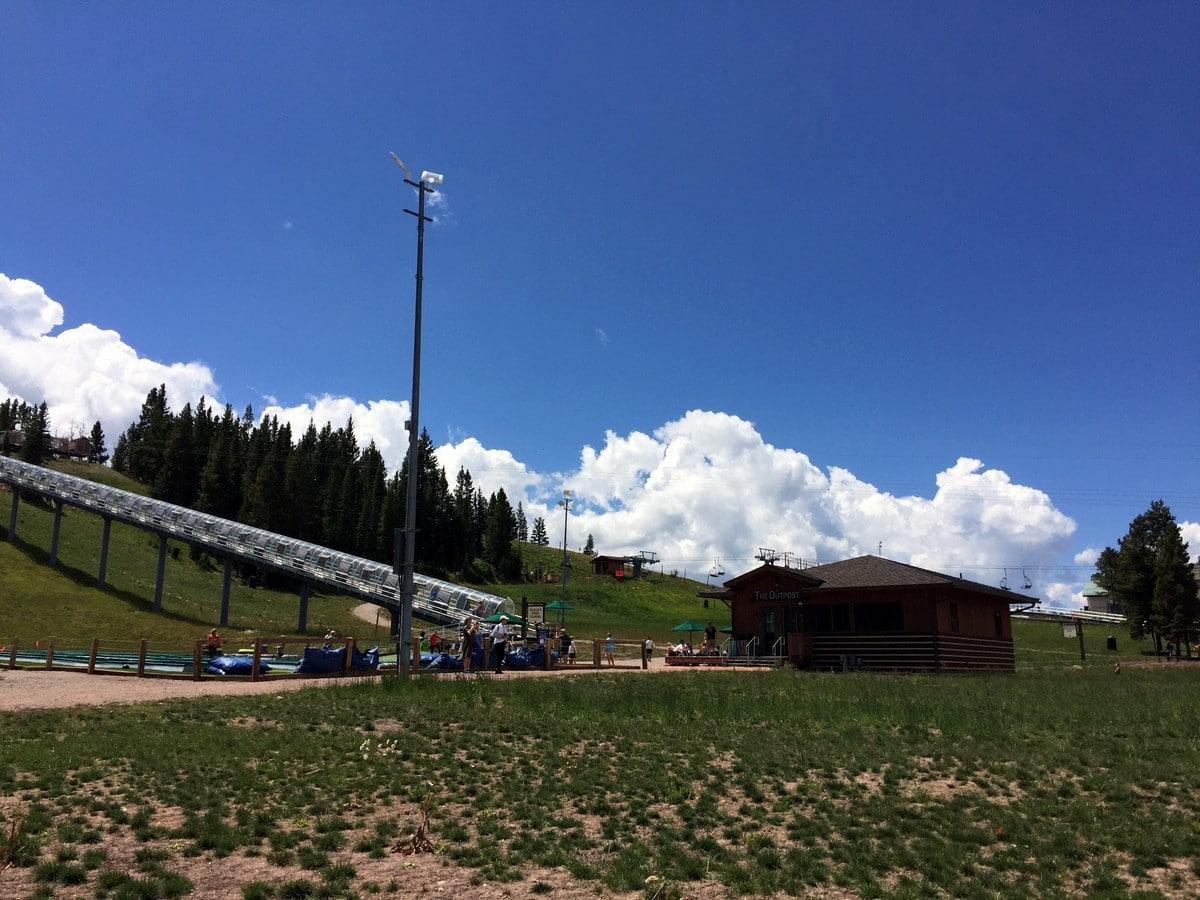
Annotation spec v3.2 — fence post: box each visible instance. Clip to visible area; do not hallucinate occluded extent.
[7,638,18,669]
[592,639,601,668]
[87,638,100,674]
[252,638,263,682]
[45,639,56,670]
[193,641,203,681]
[137,639,148,677]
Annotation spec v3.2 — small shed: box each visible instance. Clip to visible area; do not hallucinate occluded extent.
[718,556,1028,672]
[591,555,628,577]
[1081,579,1121,615]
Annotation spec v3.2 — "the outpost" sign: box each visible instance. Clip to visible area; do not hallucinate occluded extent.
[752,590,801,601]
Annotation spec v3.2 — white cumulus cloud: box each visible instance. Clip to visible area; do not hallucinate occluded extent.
[4,275,1089,603]
[552,411,1077,581]
[0,273,219,438]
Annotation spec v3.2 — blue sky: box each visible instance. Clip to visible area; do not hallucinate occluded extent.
[3,2,1197,605]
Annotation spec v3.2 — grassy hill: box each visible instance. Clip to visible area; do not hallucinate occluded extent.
[0,460,1156,665]
[0,461,724,651]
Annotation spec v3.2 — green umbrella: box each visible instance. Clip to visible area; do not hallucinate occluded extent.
[545,598,574,626]
[670,620,709,634]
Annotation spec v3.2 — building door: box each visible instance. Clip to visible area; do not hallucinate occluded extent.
[785,604,810,664]
[762,608,779,654]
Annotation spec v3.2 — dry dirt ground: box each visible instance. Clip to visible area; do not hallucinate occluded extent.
[0,613,802,900]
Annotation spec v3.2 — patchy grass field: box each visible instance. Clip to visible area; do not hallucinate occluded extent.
[3,666,1199,899]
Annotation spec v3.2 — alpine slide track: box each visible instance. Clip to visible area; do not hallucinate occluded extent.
[0,455,509,636]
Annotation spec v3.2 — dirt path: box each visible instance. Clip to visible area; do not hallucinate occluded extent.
[0,608,755,712]
[0,666,358,711]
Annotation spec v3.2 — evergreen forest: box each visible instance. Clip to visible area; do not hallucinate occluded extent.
[3,387,540,586]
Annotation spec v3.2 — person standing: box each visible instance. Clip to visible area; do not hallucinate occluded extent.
[704,621,717,651]
[460,619,476,671]
[605,632,615,667]
[490,616,509,674]
[644,636,654,661]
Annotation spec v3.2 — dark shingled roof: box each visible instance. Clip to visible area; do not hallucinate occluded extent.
[802,555,956,588]
[720,555,1031,603]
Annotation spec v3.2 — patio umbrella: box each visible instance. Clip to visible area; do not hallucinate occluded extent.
[670,620,709,637]
[546,599,574,625]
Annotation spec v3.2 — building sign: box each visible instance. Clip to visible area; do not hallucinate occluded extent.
[752,590,801,601]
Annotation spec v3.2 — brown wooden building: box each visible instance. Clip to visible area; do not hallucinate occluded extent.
[709,555,1029,672]
[590,555,628,577]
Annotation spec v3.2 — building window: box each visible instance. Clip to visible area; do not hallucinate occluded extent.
[806,604,850,633]
[854,602,904,632]
[949,603,960,633]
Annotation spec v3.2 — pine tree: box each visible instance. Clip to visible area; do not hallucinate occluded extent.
[18,403,50,465]
[111,433,130,472]
[242,419,291,534]
[354,441,388,560]
[530,517,549,546]
[319,420,361,551]
[282,421,322,541]
[415,431,454,572]
[1096,500,1198,650]
[0,399,15,455]
[472,489,487,561]
[451,468,477,571]
[123,385,172,483]
[482,488,522,580]
[196,405,245,521]
[1152,522,1198,650]
[193,397,215,464]
[155,402,198,504]
[583,533,595,556]
[515,501,528,542]
[88,421,108,464]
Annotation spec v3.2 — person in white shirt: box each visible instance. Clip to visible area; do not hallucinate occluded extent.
[490,616,509,674]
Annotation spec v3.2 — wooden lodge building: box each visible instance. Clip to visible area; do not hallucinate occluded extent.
[704,555,1033,673]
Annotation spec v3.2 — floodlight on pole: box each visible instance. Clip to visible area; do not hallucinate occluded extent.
[390,151,441,678]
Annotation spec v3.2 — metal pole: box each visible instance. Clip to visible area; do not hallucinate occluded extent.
[398,177,433,678]
[559,491,572,624]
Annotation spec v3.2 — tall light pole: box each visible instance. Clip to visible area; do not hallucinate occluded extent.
[558,489,573,625]
[391,153,442,677]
